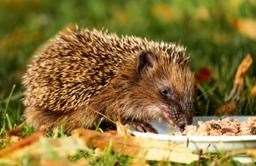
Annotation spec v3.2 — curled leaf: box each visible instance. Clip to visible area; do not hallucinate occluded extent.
[227,54,253,100]
[234,54,253,88]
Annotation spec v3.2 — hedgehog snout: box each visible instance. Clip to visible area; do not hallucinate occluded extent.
[163,101,193,131]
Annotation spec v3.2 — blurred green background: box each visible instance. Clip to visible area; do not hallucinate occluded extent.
[0,0,256,128]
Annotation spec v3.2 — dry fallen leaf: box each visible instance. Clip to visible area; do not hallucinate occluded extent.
[72,129,198,164]
[0,129,198,164]
[0,135,89,166]
[251,84,256,97]
[216,54,253,115]
[227,54,253,100]
[0,132,43,158]
[72,128,140,157]
[234,19,256,40]
[234,54,253,88]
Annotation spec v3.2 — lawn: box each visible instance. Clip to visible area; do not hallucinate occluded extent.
[0,0,256,165]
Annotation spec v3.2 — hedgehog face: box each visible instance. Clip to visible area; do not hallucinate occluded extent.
[121,51,195,131]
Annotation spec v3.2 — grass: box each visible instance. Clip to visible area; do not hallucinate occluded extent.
[0,0,256,165]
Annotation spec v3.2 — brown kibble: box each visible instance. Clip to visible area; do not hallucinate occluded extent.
[183,117,256,136]
[210,123,221,130]
[250,127,256,135]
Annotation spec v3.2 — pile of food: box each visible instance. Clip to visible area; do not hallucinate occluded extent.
[183,117,256,136]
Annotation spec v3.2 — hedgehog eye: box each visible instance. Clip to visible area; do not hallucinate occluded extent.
[160,87,172,100]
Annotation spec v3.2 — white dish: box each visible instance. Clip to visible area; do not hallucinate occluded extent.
[132,116,256,152]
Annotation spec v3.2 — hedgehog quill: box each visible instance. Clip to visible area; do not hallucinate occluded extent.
[23,26,195,133]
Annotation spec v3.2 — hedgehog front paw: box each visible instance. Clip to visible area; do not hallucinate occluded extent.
[128,121,157,133]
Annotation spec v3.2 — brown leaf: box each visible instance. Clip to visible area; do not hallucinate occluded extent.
[72,128,140,157]
[227,54,253,100]
[234,19,256,40]
[251,84,256,97]
[72,129,198,164]
[234,54,253,88]
[0,132,43,158]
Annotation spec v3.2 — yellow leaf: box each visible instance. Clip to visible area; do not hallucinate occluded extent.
[227,54,253,100]
[234,54,253,88]
[234,19,256,40]
[251,85,256,97]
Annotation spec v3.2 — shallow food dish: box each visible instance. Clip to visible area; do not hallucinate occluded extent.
[132,116,256,152]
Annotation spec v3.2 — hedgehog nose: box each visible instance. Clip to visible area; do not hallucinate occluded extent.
[177,122,186,131]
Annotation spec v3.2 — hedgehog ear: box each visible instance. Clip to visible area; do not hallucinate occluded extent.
[137,51,155,75]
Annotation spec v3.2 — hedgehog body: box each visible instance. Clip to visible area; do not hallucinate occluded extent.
[23,27,195,132]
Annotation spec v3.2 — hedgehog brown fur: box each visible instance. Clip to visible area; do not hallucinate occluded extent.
[23,26,195,132]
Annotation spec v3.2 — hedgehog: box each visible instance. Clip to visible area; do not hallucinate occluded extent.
[22,26,195,133]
